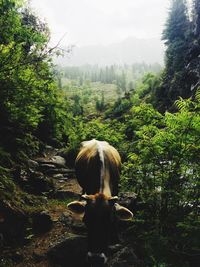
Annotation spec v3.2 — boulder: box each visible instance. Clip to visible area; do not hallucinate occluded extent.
[27,159,39,169]
[27,171,55,195]
[0,202,28,246]
[32,211,53,234]
[60,212,86,234]
[51,156,66,167]
[47,234,87,267]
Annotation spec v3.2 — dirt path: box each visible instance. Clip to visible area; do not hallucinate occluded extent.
[0,147,83,267]
[13,177,82,267]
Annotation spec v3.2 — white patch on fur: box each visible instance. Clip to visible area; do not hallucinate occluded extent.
[96,140,105,193]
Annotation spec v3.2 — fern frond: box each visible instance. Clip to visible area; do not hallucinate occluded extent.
[195,87,200,102]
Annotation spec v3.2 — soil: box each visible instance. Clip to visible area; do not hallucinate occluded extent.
[0,147,83,267]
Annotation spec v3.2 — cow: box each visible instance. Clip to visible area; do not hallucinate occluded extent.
[68,139,133,266]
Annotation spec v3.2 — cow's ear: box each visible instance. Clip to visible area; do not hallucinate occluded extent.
[67,201,86,215]
[115,203,133,221]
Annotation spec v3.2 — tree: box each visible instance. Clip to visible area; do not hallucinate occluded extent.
[95,92,105,112]
[0,0,71,144]
[156,0,190,111]
[192,0,200,37]
[185,0,200,95]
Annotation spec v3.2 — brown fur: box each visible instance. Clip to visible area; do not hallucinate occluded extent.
[75,139,121,196]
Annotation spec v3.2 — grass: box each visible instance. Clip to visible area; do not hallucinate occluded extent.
[63,81,120,114]
[48,197,78,209]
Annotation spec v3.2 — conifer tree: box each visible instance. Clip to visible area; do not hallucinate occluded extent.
[157,0,190,111]
[192,0,200,36]
[185,0,200,93]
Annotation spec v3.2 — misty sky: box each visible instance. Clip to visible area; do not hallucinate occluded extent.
[30,0,170,47]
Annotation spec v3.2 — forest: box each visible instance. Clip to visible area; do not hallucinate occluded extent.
[0,0,199,266]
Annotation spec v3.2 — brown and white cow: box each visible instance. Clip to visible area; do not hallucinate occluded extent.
[68,139,133,265]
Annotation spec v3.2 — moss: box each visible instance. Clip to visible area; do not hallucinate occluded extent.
[48,197,77,209]
[0,166,46,214]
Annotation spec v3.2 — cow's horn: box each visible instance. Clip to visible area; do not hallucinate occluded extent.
[81,194,92,200]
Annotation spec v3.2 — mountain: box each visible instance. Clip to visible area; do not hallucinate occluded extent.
[55,37,165,66]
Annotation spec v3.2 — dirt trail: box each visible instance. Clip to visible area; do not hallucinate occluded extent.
[0,147,83,267]
[14,178,82,267]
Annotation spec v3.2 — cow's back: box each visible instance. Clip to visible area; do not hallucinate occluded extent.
[75,139,121,196]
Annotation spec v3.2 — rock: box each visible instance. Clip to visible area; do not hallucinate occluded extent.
[0,203,28,246]
[60,176,69,181]
[51,155,66,167]
[27,159,39,169]
[27,171,55,195]
[44,145,55,155]
[53,174,64,179]
[47,234,87,267]
[109,246,139,267]
[39,164,56,172]
[54,190,80,200]
[45,168,74,176]
[60,212,74,226]
[32,211,53,234]
[35,158,50,164]
[60,213,86,234]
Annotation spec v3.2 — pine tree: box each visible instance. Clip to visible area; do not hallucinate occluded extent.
[157,0,191,111]
[162,0,189,72]
[192,0,200,37]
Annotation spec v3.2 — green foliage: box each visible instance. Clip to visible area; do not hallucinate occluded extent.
[154,0,197,111]
[0,167,15,199]
[0,0,71,147]
[120,92,200,266]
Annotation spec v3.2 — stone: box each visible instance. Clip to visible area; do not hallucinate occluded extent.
[45,168,74,176]
[47,234,87,267]
[44,145,55,155]
[35,158,49,164]
[32,211,53,234]
[51,156,66,167]
[27,159,39,169]
[53,174,64,179]
[60,213,86,234]
[0,204,28,246]
[27,171,54,195]
[39,164,56,172]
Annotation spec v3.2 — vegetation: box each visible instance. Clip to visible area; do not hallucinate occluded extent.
[0,0,199,266]
[0,0,71,211]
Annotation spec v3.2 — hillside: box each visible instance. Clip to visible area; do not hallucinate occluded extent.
[55,37,165,66]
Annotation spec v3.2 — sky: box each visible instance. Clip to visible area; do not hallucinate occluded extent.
[30,0,171,48]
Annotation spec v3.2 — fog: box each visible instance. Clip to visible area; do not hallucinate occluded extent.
[30,0,169,47]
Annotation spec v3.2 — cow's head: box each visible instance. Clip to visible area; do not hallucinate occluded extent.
[68,193,133,265]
